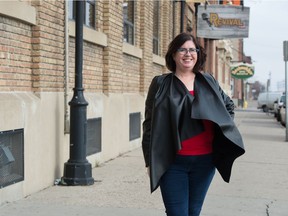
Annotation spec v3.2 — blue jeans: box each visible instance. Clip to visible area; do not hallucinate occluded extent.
[159,154,215,216]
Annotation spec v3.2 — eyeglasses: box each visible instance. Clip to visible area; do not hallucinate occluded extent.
[177,48,199,55]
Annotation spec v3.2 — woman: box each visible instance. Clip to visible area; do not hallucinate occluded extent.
[142,33,245,216]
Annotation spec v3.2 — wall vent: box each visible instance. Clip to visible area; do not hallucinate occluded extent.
[86,118,102,156]
[129,112,141,141]
[0,129,24,188]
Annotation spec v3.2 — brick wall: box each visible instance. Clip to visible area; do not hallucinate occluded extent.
[161,1,173,58]
[140,1,153,92]
[0,0,181,94]
[0,1,239,96]
[69,38,104,92]
[31,0,65,92]
[0,16,33,91]
[102,1,124,94]
[123,55,141,93]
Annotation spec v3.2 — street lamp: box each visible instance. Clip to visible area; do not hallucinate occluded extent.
[62,1,94,186]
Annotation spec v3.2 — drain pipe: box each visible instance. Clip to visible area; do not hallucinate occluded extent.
[64,0,70,134]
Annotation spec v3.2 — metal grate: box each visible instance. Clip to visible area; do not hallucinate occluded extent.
[129,112,141,141]
[0,129,24,188]
[86,118,102,156]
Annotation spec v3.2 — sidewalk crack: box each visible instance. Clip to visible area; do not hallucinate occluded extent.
[266,200,275,216]
[266,203,270,216]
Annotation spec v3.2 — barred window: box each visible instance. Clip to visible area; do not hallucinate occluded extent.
[153,1,160,55]
[68,0,96,29]
[123,0,135,45]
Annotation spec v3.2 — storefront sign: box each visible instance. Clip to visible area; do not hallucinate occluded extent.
[197,5,250,39]
[231,63,254,79]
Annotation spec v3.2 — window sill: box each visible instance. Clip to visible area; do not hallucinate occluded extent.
[153,54,165,66]
[122,42,143,59]
[0,1,36,25]
[69,21,107,47]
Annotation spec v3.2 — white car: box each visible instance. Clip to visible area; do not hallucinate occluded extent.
[257,91,283,112]
[280,99,286,126]
[274,94,285,121]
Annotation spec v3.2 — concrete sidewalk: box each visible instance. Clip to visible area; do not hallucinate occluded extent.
[203,108,288,216]
[0,105,288,216]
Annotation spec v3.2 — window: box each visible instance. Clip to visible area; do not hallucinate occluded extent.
[153,1,160,55]
[123,0,135,44]
[85,0,96,27]
[68,0,96,29]
[68,0,75,20]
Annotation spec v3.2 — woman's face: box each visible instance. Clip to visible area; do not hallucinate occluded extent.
[173,40,198,72]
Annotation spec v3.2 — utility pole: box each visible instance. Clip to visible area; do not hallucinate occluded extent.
[62,1,94,185]
[267,71,271,92]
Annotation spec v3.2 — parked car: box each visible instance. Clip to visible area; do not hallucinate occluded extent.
[274,94,285,121]
[280,97,286,126]
[257,91,283,112]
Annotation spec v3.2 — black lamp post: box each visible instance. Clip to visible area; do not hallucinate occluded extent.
[62,0,94,186]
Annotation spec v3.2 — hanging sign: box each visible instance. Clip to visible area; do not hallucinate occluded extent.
[197,5,250,39]
[231,63,254,79]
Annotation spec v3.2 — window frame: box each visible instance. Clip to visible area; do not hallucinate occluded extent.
[123,1,135,45]
[68,0,96,29]
[153,1,160,55]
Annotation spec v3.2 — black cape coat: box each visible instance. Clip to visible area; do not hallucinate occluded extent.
[142,72,245,193]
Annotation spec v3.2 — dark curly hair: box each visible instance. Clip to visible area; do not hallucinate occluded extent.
[165,33,206,73]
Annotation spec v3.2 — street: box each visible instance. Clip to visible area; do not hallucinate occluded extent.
[0,101,288,216]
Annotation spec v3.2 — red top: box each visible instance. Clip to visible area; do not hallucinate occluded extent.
[177,90,214,155]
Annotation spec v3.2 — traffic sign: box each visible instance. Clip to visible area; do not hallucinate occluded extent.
[284,41,288,61]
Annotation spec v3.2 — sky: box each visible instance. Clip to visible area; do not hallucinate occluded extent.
[243,0,288,91]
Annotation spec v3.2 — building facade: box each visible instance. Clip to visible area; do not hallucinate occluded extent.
[0,0,243,204]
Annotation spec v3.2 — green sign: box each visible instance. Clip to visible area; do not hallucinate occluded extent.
[231,64,254,79]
